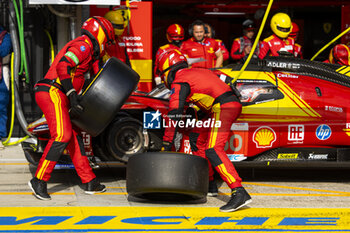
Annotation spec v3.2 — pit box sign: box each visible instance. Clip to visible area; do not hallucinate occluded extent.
[29,0,120,5]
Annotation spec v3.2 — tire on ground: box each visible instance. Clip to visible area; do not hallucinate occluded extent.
[126,152,209,201]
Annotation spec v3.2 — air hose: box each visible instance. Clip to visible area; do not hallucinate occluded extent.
[230,0,274,84]
[3,53,29,146]
[12,0,30,84]
[9,0,31,137]
[44,29,55,64]
[310,27,350,61]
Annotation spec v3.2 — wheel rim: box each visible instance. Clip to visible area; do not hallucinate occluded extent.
[114,125,143,155]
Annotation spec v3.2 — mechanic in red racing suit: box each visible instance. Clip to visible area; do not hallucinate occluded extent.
[154,24,185,85]
[289,22,303,58]
[204,23,229,63]
[158,49,252,212]
[28,17,115,201]
[259,13,295,59]
[324,44,350,66]
[180,20,223,68]
[230,19,259,63]
[104,10,131,67]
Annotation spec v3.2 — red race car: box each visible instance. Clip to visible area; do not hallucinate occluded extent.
[23,56,350,167]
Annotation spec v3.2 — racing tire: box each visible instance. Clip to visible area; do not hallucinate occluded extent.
[105,118,147,162]
[126,152,209,201]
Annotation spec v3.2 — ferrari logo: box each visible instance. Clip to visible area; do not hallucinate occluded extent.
[323,23,332,34]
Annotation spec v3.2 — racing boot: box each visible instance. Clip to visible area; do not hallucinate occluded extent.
[28,177,51,201]
[85,178,106,194]
[219,187,252,212]
[208,180,218,197]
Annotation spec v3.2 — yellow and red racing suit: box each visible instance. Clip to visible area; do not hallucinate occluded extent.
[163,68,243,189]
[154,43,179,77]
[34,35,100,183]
[294,43,303,58]
[180,37,220,68]
[258,34,295,59]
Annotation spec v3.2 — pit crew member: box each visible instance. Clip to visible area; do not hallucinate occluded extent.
[0,26,11,149]
[180,20,223,68]
[258,13,295,59]
[204,23,229,63]
[324,44,350,66]
[289,22,303,58]
[230,19,259,63]
[104,10,131,67]
[154,24,185,85]
[28,17,115,201]
[158,49,252,212]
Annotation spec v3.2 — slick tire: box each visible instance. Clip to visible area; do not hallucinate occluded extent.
[126,152,209,201]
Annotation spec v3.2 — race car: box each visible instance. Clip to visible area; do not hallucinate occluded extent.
[23,56,350,167]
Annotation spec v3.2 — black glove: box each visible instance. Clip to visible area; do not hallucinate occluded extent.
[161,141,173,152]
[185,107,197,120]
[68,91,83,119]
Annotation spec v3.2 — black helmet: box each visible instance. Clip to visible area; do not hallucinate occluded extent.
[242,19,255,30]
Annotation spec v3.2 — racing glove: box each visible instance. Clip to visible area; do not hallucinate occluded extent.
[61,79,84,119]
[161,141,173,152]
[68,91,83,119]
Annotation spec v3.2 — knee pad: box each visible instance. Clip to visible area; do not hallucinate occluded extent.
[46,141,69,161]
[189,132,200,152]
[205,148,223,167]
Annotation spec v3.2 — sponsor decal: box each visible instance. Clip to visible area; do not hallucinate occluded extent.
[277,153,298,159]
[0,207,348,231]
[316,124,332,140]
[230,123,249,131]
[228,154,247,162]
[344,123,350,137]
[325,106,343,113]
[253,126,276,148]
[143,110,162,129]
[237,79,268,83]
[276,73,299,79]
[308,153,328,160]
[80,45,86,52]
[288,125,304,142]
[266,61,300,69]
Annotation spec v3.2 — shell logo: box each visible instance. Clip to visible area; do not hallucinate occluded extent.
[253,126,277,148]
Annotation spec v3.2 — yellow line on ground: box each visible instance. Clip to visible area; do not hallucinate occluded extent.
[243,181,350,194]
[95,192,128,195]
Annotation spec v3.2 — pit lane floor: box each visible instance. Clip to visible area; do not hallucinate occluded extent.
[1,144,350,232]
